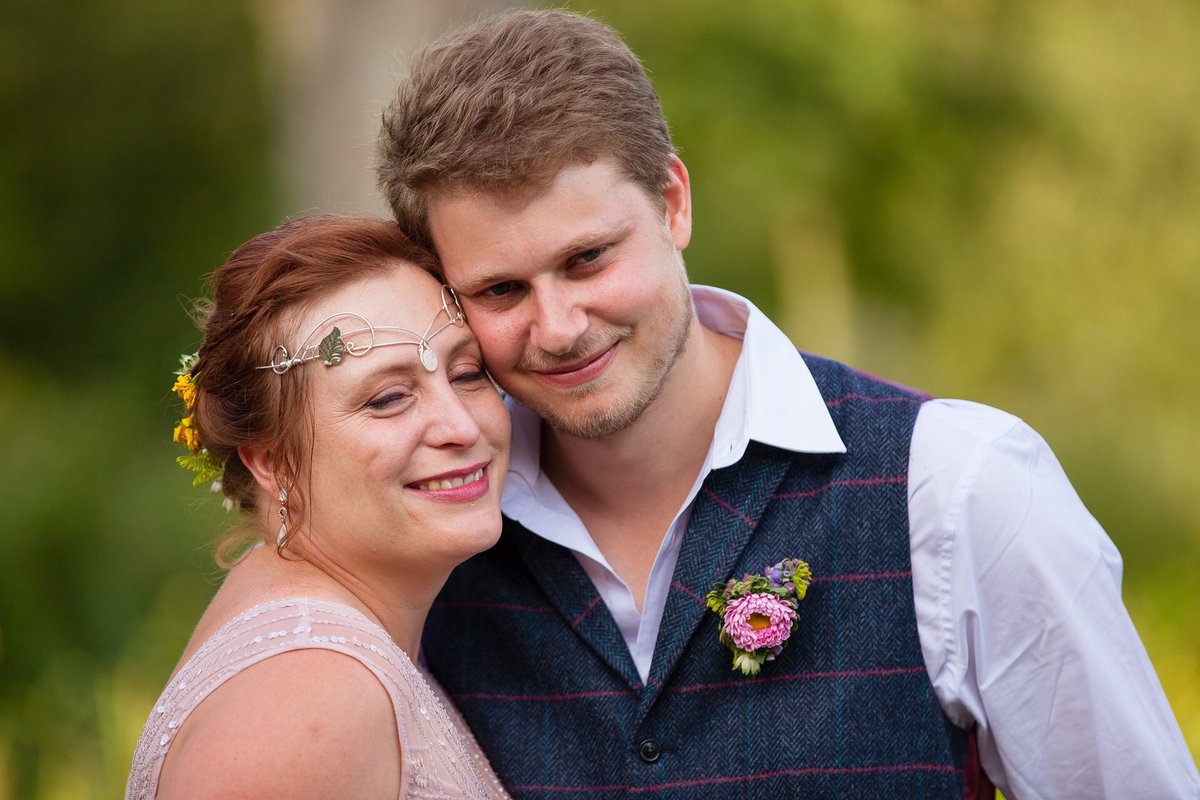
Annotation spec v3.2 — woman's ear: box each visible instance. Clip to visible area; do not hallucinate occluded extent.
[238,446,278,496]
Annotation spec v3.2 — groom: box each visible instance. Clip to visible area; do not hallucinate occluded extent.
[377,10,1199,799]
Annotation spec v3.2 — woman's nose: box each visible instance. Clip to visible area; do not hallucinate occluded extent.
[425,386,483,448]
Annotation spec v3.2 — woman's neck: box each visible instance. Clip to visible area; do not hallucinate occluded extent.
[216,542,447,661]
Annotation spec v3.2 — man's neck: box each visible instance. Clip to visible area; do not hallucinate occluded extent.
[539,321,743,607]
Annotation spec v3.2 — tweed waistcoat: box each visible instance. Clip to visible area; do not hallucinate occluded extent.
[424,354,975,798]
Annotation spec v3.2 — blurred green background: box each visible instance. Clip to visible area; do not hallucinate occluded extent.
[1,0,1196,796]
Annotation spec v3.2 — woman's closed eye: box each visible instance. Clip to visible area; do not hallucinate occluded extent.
[365,390,412,411]
[450,366,489,388]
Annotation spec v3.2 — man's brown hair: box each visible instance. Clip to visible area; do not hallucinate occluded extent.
[377,9,675,247]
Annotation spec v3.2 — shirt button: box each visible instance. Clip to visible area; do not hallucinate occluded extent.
[638,739,662,763]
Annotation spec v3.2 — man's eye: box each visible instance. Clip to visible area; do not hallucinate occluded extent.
[576,247,605,264]
[482,281,519,298]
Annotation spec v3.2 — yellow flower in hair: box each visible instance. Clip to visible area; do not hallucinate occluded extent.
[169,351,224,494]
[172,372,198,409]
[173,415,201,453]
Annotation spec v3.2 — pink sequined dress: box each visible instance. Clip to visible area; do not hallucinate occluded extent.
[126,598,509,799]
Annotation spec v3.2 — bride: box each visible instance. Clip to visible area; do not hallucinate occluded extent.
[127,215,511,799]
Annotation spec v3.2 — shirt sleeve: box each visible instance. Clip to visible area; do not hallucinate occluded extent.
[909,399,1200,800]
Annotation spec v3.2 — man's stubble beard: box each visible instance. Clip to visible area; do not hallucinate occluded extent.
[506,272,695,440]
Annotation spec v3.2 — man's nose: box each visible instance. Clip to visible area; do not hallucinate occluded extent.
[528,285,588,356]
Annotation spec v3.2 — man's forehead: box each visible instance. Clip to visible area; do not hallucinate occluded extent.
[432,158,638,224]
[428,167,567,220]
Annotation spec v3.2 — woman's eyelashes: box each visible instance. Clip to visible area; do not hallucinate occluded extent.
[365,389,412,411]
[450,365,488,388]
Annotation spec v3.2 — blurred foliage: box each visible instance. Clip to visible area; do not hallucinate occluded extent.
[0,0,277,795]
[1,0,1197,796]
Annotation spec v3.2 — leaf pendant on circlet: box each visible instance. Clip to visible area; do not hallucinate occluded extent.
[319,327,345,366]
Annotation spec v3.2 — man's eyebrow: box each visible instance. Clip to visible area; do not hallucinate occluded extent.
[555,226,622,260]
[454,269,510,295]
[540,221,633,268]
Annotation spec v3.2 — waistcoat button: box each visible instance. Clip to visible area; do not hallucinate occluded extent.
[638,739,662,763]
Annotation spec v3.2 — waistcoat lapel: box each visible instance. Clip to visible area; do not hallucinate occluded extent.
[638,442,797,718]
[507,522,642,688]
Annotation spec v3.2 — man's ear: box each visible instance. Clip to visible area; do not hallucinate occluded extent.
[238,446,279,496]
[662,154,693,252]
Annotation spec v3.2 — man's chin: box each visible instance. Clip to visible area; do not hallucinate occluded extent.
[523,389,656,440]
[542,409,635,440]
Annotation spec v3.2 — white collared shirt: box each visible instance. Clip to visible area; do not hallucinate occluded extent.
[501,286,1200,800]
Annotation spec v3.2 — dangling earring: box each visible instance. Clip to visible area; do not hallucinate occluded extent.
[275,487,290,555]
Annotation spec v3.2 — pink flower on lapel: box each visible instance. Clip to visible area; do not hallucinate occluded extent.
[723,592,797,651]
[705,558,812,677]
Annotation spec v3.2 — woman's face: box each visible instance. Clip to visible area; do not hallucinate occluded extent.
[289,263,510,581]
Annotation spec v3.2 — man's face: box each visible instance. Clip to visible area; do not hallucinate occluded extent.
[427,157,695,439]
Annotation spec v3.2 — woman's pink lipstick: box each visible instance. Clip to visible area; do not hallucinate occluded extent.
[407,462,490,501]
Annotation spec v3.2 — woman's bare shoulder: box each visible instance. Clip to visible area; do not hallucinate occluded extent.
[156,647,401,800]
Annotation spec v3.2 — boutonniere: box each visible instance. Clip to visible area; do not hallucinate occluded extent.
[705,558,812,676]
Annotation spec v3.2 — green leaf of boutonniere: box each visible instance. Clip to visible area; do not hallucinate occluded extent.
[319,327,345,366]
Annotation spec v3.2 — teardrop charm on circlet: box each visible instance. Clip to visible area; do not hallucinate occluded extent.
[418,342,438,372]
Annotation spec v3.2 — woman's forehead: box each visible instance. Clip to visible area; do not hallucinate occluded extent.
[305,265,443,323]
